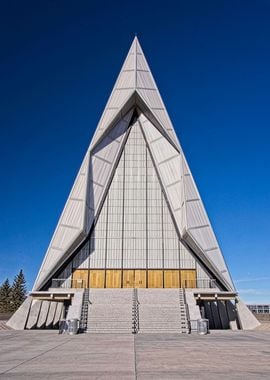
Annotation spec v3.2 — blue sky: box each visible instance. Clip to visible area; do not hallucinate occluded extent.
[0,1,270,303]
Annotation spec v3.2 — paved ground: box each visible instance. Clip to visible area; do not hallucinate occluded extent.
[0,330,270,379]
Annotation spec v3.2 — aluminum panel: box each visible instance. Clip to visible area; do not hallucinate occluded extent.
[117,70,135,89]
[92,139,119,162]
[184,174,199,200]
[123,53,135,70]
[154,139,178,164]
[186,200,209,228]
[53,226,79,251]
[161,157,182,185]
[138,89,164,109]
[190,227,218,252]
[61,200,84,229]
[137,71,156,89]
[73,241,89,269]
[95,111,119,138]
[137,54,149,71]
[109,89,133,108]
[70,174,87,200]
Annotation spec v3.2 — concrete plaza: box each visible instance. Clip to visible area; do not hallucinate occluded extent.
[0,330,270,379]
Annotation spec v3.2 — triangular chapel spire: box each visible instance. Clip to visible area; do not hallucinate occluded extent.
[91,37,179,150]
[33,37,235,293]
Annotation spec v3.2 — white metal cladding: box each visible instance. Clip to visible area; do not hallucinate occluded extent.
[33,151,91,291]
[140,114,186,235]
[122,122,147,268]
[85,110,133,227]
[147,149,163,269]
[33,111,133,291]
[57,262,72,287]
[90,37,180,149]
[69,120,198,273]
[73,240,89,269]
[90,40,136,146]
[163,193,180,269]
[106,158,124,269]
[89,198,107,268]
[181,155,234,290]
[34,36,235,292]
[141,114,234,291]
[179,241,196,269]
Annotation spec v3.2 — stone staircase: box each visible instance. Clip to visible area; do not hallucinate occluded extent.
[86,288,189,334]
[137,289,189,334]
[87,289,133,333]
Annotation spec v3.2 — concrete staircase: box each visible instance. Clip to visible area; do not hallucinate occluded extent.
[137,289,189,334]
[86,288,189,334]
[87,289,133,333]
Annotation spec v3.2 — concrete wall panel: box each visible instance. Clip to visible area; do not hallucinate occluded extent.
[37,301,50,328]
[26,300,42,329]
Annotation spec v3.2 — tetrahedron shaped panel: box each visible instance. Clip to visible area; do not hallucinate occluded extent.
[65,119,199,277]
[90,37,180,150]
[181,156,234,290]
[33,110,133,290]
[140,113,234,291]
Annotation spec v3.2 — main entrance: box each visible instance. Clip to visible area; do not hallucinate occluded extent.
[71,269,196,289]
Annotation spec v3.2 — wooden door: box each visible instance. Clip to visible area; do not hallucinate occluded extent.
[134,270,146,288]
[72,269,88,288]
[89,270,105,288]
[180,270,196,288]
[106,270,122,288]
[164,270,180,288]
[123,270,134,288]
[148,270,163,288]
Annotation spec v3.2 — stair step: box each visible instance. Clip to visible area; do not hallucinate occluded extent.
[83,289,189,334]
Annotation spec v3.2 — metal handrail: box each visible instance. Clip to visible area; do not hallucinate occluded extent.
[181,288,191,334]
[51,278,87,289]
[132,288,139,334]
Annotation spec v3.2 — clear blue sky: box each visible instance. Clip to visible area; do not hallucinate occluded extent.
[0,1,269,303]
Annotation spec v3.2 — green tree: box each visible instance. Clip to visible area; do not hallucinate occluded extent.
[10,270,27,312]
[0,279,11,312]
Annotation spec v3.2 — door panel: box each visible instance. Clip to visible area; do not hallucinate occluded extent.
[134,270,146,288]
[180,270,196,288]
[89,270,105,288]
[123,270,134,288]
[148,270,163,288]
[72,269,88,288]
[164,270,180,288]
[106,270,122,288]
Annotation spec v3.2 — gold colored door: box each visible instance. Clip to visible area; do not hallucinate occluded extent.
[134,270,146,288]
[148,270,163,288]
[123,270,134,288]
[180,270,196,288]
[89,270,105,288]
[106,270,122,288]
[164,270,180,288]
[72,269,88,288]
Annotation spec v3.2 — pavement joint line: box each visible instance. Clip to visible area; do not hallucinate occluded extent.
[0,332,25,341]
[0,337,72,376]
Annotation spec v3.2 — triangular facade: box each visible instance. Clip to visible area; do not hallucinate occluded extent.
[34,37,234,292]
